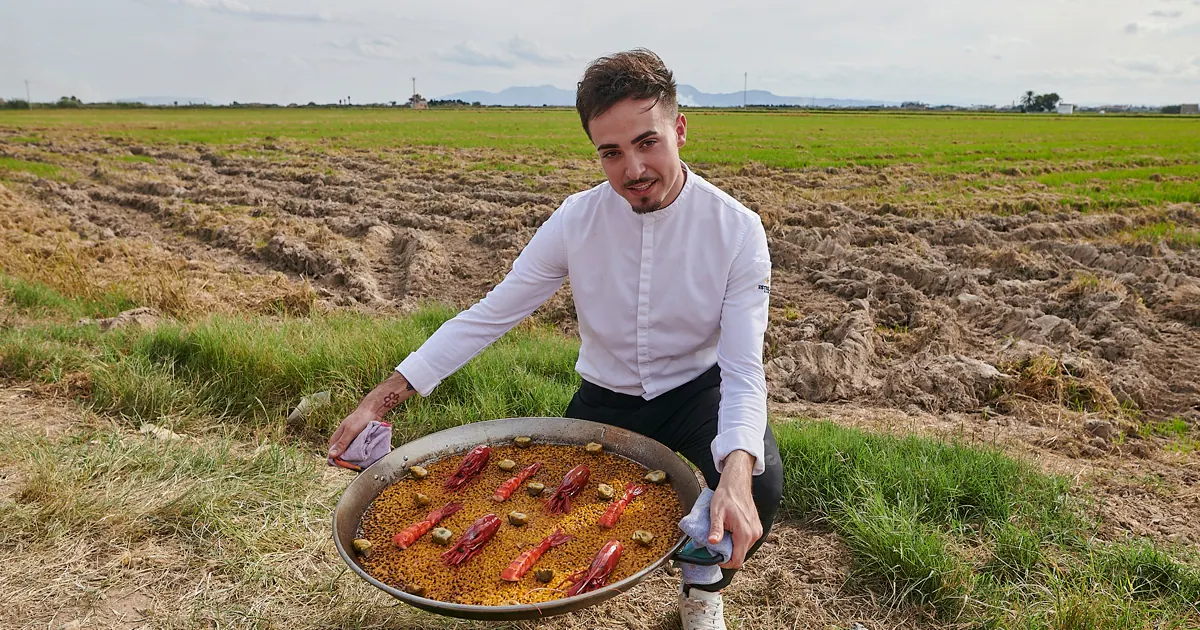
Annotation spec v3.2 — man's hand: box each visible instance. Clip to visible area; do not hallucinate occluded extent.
[707,450,761,570]
[327,371,416,459]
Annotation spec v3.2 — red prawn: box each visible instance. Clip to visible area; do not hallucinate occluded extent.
[500,527,573,582]
[441,513,502,567]
[392,501,462,549]
[544,464,590,514]
[563,539,624,597]
[596,484,647,528]
[443,444,490,490]
[491,461,542,502]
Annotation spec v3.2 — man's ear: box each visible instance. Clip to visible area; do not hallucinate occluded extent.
[675,112,687,148]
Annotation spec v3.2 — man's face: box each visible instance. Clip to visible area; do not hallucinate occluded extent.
[588,97,687,214]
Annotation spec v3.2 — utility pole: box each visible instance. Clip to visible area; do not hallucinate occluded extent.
[25,80,31,108]
[412,77,416,98]
[743,72,747,108]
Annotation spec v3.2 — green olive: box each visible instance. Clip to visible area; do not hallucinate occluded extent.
[352,538,373,556]
[497,459,517,472]
[526,481,545,497]
[414,492,431,506]
[409,465,428,479]
[631,530,654,546]
[644,469,667,484]
[585,442,603,454]
[507,511,529,526]
[514,436,532,448]
[535,568,554,583]
[431,527,453,545]
[596,483,615,500]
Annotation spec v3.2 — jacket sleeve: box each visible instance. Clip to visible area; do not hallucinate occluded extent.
[395,206,569,396]
[710,216,772,476]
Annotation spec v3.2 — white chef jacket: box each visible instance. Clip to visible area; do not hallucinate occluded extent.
[397,162,772,476]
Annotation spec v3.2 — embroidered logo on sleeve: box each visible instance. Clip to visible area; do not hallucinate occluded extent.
[757,274,771,295]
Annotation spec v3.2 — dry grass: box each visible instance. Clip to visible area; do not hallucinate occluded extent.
[0,183,319,320]
[0,388,940,630]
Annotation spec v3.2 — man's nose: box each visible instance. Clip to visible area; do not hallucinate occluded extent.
[624,154,646,181]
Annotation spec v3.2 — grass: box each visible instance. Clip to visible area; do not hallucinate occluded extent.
[775,420,1200,626]
[0,156,62,179]
[2,276,1197,628]
[1123,221,1200,250]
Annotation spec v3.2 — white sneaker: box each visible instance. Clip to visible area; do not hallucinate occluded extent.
[678,582,727,630]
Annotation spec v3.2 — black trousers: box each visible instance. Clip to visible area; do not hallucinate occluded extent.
[563,364,784,592]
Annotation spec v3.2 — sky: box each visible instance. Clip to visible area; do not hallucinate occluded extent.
[2,0,1199,107]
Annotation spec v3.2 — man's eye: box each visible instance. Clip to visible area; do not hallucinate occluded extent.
[642,140,656,149]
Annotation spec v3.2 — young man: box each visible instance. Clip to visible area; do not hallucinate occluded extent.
[327,48,783,630]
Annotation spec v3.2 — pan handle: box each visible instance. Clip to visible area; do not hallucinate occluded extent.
[669,539,724,566]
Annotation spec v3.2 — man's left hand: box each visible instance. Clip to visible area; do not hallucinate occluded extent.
[707,450,762,569]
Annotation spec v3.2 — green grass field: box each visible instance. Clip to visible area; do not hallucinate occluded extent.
[3,107,1198,170]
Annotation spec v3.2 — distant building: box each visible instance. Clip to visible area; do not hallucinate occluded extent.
[1056,103,1075,115]
[1182,104,1199,115]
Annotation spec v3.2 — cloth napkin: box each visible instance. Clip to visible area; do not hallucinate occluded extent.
[675,487,733,586]
[328,420,392,471]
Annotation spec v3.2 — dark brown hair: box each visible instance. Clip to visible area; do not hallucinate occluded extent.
[575,48,677,138]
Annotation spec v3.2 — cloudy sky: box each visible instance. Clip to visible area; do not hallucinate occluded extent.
[3,0,1198,106]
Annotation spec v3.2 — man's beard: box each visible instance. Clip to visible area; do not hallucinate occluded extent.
[631,197,662,214]
[626,177,661,214]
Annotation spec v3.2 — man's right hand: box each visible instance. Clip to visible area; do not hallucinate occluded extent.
[327,371,417,459]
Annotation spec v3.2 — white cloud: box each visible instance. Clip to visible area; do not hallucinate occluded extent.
[1150,10,1182,17]
[506,37,580,66]
[328,37,410,61]
[438,42,515,68]
[159,0,346,24]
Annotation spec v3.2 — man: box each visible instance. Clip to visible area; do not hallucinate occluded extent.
[327,48,783,630]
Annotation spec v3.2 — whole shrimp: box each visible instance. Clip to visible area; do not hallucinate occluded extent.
[444,444,490,491]
[491,462,542,502]
[392,501,462,549]
[500,527,573,582]
[564,539,623,597]
[544,464,590,514]
[596,484,646,528]
[441,513,502,567]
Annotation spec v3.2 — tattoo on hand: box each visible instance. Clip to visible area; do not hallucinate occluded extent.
[379,391,401,414]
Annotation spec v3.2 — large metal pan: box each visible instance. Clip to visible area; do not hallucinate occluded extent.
[331,416,721,621]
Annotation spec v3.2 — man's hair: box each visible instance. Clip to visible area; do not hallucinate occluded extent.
[575,48,678,138]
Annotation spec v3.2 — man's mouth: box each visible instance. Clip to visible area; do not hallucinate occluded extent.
[626,179,656,194]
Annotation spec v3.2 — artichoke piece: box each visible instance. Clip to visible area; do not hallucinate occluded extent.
[631,530,654,546]
[497,458,517,472]
[406,583,427,597]
[596,483,615,500]
[644,469,667,484]
[431,527,453,545]
[535,568,554,583]
[585,442,603,454]
[414,492,431,506]
[507,511,530,526]
[514,436,532,448]
[352,538,373,556]
[526,481,545,497]
[409,465,429,479]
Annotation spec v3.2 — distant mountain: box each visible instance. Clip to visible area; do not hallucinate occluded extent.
[439,84,898,108]
[439,85,574,107]
[116,96,212,106]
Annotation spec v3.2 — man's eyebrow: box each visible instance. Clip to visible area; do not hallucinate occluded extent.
[596,130,659,152]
